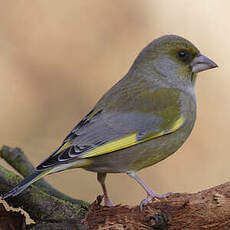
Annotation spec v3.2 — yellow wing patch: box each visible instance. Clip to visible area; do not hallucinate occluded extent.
[81,115,185,159]
[82,133,137,158]
[56,142,72,155]
[167,115,184,133]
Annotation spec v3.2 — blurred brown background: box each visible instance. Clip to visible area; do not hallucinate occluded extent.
[0,0,228,205]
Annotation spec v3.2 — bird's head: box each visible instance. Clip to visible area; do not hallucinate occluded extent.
[133,35,217,88]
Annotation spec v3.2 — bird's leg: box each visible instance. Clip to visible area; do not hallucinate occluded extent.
[127,171,172,209]
[97,172,114,206]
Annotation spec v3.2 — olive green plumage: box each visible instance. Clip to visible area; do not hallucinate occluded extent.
[2,35,217,205]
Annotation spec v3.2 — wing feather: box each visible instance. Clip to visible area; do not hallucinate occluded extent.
[36,87,185,170]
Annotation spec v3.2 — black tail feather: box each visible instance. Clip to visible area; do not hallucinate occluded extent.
[2,171,44,199]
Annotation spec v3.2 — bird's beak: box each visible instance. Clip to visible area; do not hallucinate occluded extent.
[190,54,218,73]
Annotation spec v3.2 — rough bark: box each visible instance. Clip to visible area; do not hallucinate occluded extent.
[0,146,230,230]
[86,183,230,229]
[0,146,88,230]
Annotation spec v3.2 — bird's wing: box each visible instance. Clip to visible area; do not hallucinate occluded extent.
[37,87,185,170]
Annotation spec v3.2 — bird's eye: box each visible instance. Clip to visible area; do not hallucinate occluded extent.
[177,50,190,62]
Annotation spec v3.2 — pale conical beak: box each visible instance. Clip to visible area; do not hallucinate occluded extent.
[190,54,218,73]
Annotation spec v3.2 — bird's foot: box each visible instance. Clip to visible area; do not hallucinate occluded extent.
[140,191,173,210]
[104,195,114,206]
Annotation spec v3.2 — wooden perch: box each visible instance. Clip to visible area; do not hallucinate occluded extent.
[0,146,230,230]
[86,183,230,229]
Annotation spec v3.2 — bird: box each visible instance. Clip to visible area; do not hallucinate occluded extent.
[2,35,217,207]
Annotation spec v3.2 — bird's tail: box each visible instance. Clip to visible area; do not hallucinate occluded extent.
[2,169,52,199]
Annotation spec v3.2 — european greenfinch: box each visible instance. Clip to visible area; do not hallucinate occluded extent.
[2,35,217,207]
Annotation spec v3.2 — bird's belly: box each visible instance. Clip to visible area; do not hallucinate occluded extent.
[82,123,194,173]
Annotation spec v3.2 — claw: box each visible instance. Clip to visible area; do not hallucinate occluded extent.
[140,195,153,210]
[126,171,173,210]
[104,195,114,206]
[140,192,173,210]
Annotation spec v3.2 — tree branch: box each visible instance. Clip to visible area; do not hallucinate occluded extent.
[0,146,89,207]
[86,182,230,229]
[1,145,229,230]
[0,146,88,229]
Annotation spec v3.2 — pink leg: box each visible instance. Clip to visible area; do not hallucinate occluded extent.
[127,171,172,209]
[97,173,114,206]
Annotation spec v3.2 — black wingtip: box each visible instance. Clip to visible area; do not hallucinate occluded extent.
[2,188,18,200]
[1,171,43,200]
